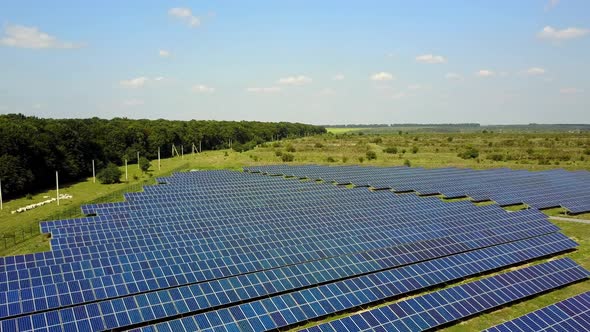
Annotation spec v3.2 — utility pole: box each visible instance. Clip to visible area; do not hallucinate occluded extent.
[92,160,96,183]
[137,151,140,169]
[199,140,202,153]
[125,159,128,182]
[56,171,60,206]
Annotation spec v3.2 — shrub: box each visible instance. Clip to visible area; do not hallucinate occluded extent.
[411,146,419,154]
[404,159,411,167]
[281,153,294,162]
[97,163,122,184]
[458,147,479,159]
[584,148,590,155]
[342,156,348,163]
[286,144,296,152]
[272,142,282,148]
[26,193,33,200]
[358,157,364,163]
[370,137,383,144]
[401,149,407,154]
[139,157,151,173]
[366,151,377,160]
[447,137,453,142]
[383,147,398,154]
[487,153,504,161]
[275,150,283,157]
[326,156,336,163]
[314,142,324,148]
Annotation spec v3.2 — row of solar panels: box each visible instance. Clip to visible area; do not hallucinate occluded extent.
[0,169,586,331]
[244,165,590,213]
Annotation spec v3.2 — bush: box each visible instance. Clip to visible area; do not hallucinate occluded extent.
[370,137,383,144]
[342,156,348,163]
[404,159,411,167]
[326,156,336,163]
[366,151,377,160]
[272,142,282,148]
[281,153,294,162]
[458,147,479,159]
[275,150,283,157]
[447,137,453,142]
[314,142,324,148]
[97,163,122,184]
[487,153,504,161]
[139,157,151,173]
[584,148,590,155]
[358,157,364,163]
[286,144,296,152]
[26,193,33,200]
[383,147,398,154]
[411,146,419,154]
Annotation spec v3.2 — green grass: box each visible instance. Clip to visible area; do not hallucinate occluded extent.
[326,127,369,134]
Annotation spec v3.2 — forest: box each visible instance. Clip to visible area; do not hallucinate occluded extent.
[0,114,325,197]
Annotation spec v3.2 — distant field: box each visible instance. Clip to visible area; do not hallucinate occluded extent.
[326,127,369,134]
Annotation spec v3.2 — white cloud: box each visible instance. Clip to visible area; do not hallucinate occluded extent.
[416,54,447,64]
[525,67,546,75]
[538,26,589,41]
[370,72,394,81]
[122,99,144,107]
[153,77,165,81]
[120,77,150,88]
[169,7,200,27]
[560,87,582,94]
[445,72,462,80]
[476,70,495,77]
[332,74,345,81]
[545,0,559,11]
[0,24,82,49]
[277,75,312,85]
[159,50,171,57]
[246,87,282,93]
[191,85,215,93]
[407,84,421,90]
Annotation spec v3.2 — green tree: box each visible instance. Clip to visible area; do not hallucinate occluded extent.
[97,163,122,184]
[139,157,151,173]
[366,151,377,160]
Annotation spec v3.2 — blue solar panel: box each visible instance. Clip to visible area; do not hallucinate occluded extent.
[301,258,589,332]
[0,168,585,331]
[245,165,590,213]
[485,291,590,332]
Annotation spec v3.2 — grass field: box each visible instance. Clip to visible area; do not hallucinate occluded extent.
[1,131,589,330]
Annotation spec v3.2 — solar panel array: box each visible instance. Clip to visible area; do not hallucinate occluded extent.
[485,290,590,332]
[244,165,590,213]
[0,168,586,331]
[301,258,589,332]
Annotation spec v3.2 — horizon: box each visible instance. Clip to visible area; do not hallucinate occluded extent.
[1,1,589,124]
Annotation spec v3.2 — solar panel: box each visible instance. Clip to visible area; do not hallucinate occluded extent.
[301,258,589,332]
[0,168,585,331]
[484,291,590,332]
[245,165,590,213]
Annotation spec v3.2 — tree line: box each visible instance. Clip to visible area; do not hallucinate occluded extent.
[0,114,325,197]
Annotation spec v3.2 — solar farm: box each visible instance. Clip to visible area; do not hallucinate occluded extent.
[1,165,590,331]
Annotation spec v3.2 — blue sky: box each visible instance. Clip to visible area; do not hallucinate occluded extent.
[0,0,589,124]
